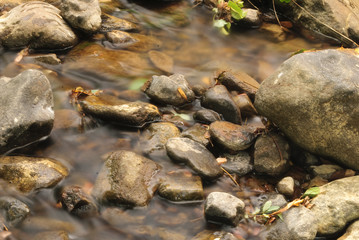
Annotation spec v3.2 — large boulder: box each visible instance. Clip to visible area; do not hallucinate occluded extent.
[0,69,54,154]
[255,49,359,170]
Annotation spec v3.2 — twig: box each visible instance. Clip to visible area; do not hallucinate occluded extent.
[246,0,259,10]
[268,134,284,164]
[272,0,283,28]
[221,167,240,187]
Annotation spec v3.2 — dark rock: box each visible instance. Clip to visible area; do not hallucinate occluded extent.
[0,69,54,154]
[201,85,242,124]
[209,121,255,152]
[100,14,140,32]
[204,192,245,226]
[0,196,30,227]
[309,164,343,180]
[338,220,359,240]
[221,152,253,176]
[32,230,69,240]
[80,94,161,127]
[253,133,290,176]
[0,156,68,193]
[255,49,359,170]
[142,74,195,106]
[276,176,294,196]
[216,71,259,98]
[193,109,222,124]
[60,0,101,33]
[158,171,203,201]
[92,150,161,207]
[165,137,223,180]
[180,123,210,147]
[232,93,257,117]
[0,2,77,49]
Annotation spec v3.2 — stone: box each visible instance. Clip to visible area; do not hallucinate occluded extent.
[237,8,262,28]
[232,93,257,117]
[0,196,30,227]
[53,109,82,131]
[311,176,359,235]
[100,13,140,32]
[140,122,180,154]
[24,54,61,65]
[253,133,290,176]
[0,156,69,193]
[92,150,161,207]
[60,0,101,33]
[209,121,255,152]
[80,94,161,127]
[148,50,174,73]
[254,193,288,210]
[201,85,242,124]
[221,152,253,176]
[263,206,317,240]
[32,230,69,240]
[255,49,359,170]
[338,220,359,240]
[193,109,222,124]
[165,137,223,180]
[142,74,195,106]
[204,192,245,226]
[21,217,76,233]
[276,176,294,196]
[180,123,210,147]
[192,230,238,240]
[0,69,54,154]
[0,1,77,49]
[309,164,343,180]
[158,171,203,201]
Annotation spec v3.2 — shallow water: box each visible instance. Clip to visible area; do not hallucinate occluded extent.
[0,0,332,239]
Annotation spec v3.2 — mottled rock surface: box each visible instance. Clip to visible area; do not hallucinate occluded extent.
[180,123,210,147]
[193,109,221,124]
[0,196,30,227]
[221,152,253,176]
[32,230,69,240]
[309,164,343,180]
[276,176,294,196]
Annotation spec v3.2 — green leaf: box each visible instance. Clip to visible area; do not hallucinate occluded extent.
[262,201,272,213]
[302,187,320,198]
[252,207,260,215]
[212,7,218,14]
[277,213,284,221]
[129,78,147,90]
[228,1,246,20]
[213,19,228,28]
[266,205,280,213]
[280,0,291,3]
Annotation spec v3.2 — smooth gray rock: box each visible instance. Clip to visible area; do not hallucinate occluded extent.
[238,8,262,28]
[0,69,54,154]
[165,137,223,180]
[180,123,210,147]
[0,1,77,49]
[221,152,253,176]
[311,176,359,235]
[254,193,287,210]
[276,176,294,196]
[0,196,30,227]
[202,85,242,124]
[193,109,222,124]
[309,164,343,180]
[338,220,359,240]
[254,133,290,176]
[204,192,245,226]
[264,206,317,240]
[142,74,195,106]
[60,0,101,33]
[92,150,161,207]
[255,49,359,170]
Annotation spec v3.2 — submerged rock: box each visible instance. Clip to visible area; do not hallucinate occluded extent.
[32,231,69,240]
[165,138,223,180]
[0,1,77,49]
[106,31,162,52]
[0,156,69,193]
[255,49,359,170]
[92,150,161,207]
[192,230,238,240]
[193,109,222,124]
[0,196,30,227]
[148,50,174,73]
[180,123,210,147]
[0,69,54,154]
[100,13,140,32]
[221,152,253,176]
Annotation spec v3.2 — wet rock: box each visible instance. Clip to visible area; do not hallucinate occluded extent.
[255,49,359,170]
[192,230,238,240]
[237,8,261,28]
[338,220,359,240]
[24,54,61,65]
[158,171,203,201]
[263,206,317,240]
[53,109,82,131]
[0,1,77,49]
[276,176,294,196]
[254,193,287,209]
[204,192,245,226]
[0,156,69,193]
[180,123,210,147]
[60,0,101,33]
[311,176,359,235]
[193,109,221,124]
[201,85,242,124]
[232,93,257,117]
[0,196,30,227]
[57,185,98,218]
[141,122,180,154]
[309,164,343,180]
[221,152,253,176]
[32,230,69,240]
[142,74,195,106]
[165,137,223,180]
[216,71,259,98]
[80,94,161,127]
[21,217,76,233]
[253,133,290,176]
[148,50,174,73]
[92,150,161,207]
[0,69,54,154]
[209,121,255,152]
[100,13,140,32]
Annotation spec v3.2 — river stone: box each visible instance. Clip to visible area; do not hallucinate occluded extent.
[204,192,245,226]
[80,94,161,127]
[0,196,30,227]
[310,176,359,235]
[201,85,242,124]
[253,133,290,176]
[0,69,54,154]
[158,171,203,201]
[21,216,76,233]
[0,156,69,193]
[263,206,317,240]
[92,150,161,207]
[254,49,359,170]
[100,13,140,32]
[276,176,294,196]
[106,31,162,52]
[142,74,195,106]
[60,0,101,33]
[165,137,223,180]
[221,152,253,176]
[309,164,343,180]
[193,109,222,124]
[209,121,255,152]
[0,1,77,49]
[192,230,238,240]
[148,50,174,73]
[32,231,69,240]
[141,122,180,154]
[180,123,210,147]
[338,220,359,240]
